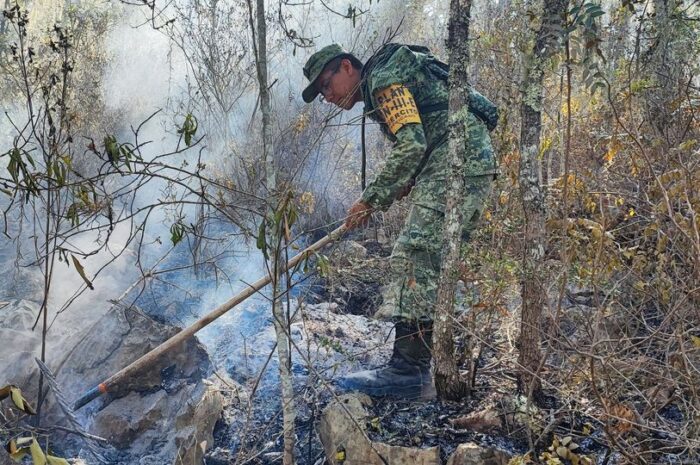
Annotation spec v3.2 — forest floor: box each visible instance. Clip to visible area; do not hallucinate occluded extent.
[204,233,693,465]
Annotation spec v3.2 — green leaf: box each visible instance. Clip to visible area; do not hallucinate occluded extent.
[53,160,66,186]
[104,135,120,165]
[10,387,23,410]
[316,253,330,277]
[177,114,198,147]
[7,386,35,414]
[71,255,94,290]
[120,146,132,172]
[274,207,284,227]
[46,455,70,465]
[256,221,268,260]
[287,206,298,227]
[24,152,36,169]
[29,438,47,465]
[170,222,186,246]
[556,446,569,458]
[7,149,20,183]
[67,204,79,227]
[590,81,606,95]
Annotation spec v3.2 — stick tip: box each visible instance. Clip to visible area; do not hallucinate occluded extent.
[73,384,106,411]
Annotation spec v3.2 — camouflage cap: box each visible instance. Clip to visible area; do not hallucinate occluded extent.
[302,44,355,103]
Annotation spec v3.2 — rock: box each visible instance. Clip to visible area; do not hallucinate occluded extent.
[302,302,392,364]
[317,393,441,465]
[0,300,234,465]
[501,395,544,436]
[0,300,42,386]
[329,241,368,264]
[221,302,393,385]
[89,380,223,464]
[446,443,512,465]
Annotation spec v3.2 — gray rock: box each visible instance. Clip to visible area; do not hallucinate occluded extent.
[446,443,512,465]
[317,393,441,465]
[328,241,368,264]
[0,300,232,465]
[221,301,393,386]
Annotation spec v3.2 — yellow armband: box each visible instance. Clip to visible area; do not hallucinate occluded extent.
[374,84,422,135]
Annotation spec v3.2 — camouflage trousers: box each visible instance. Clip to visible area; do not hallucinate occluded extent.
[375,175,493,322]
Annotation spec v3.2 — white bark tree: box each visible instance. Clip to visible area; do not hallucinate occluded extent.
[247,0,295,462]
[433,0,473,401]
[517,0,568,399]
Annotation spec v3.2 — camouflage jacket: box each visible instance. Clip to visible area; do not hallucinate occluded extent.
[359,43,498,210]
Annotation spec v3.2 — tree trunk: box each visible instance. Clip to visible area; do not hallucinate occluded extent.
[271,246,296,465]
[257,0,275,191]
[433,0,473,401]
[517,0,568,399]
[643,0,681,142]
[248,0,294,463]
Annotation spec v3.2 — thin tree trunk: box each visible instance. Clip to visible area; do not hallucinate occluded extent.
[271,243,295,465]
[517,0,568,399]
[433,0,473,401]
[644,0,678,141]
[257,0,275,191]
[35,183,53,424]
[248,0,294,463]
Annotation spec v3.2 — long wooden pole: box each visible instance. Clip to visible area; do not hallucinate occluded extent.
[73,225,346,410]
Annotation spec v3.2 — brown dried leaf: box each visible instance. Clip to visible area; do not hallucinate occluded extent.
[0,385,13,401]
[71,255,94,290]
[608,403,635,434]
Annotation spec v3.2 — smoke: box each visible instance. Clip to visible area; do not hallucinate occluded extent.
[100,6,190,157]
[0,0,452,390]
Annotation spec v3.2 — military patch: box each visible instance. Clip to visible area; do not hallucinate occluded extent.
[374,84,421,135]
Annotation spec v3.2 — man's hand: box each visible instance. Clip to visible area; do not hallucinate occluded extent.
[345,201,373,230]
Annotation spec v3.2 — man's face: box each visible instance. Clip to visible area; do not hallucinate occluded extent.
[316,59,360,110]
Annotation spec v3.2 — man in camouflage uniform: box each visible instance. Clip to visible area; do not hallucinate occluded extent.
[302,43,497,398]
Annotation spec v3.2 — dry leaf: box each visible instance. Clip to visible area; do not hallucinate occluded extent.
[71,255,94,290]
[608,403,635,434]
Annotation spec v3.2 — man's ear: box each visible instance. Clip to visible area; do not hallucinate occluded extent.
[341,58,354,74]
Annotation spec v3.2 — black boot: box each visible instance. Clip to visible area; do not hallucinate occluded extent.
[336,320,433,398]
